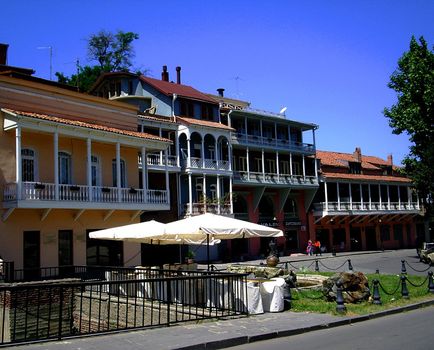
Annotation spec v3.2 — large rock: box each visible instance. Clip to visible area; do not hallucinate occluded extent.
[322,271,370,303]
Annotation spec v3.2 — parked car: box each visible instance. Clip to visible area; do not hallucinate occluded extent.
[417,242,434,259]
[420,246,434,263]
[427,252,434,266]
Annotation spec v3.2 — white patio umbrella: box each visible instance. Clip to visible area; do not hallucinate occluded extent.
[89,220,221,245]
[162,213,283,269]
[163,213,283,240]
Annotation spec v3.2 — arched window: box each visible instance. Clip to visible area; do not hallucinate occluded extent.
[112,159,126,187]
[58,152,72,184]
[21,148,36,182]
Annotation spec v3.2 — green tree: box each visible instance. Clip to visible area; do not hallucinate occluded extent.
[56,30,139,92]
[383,36,434,240]
[88,30,139,71]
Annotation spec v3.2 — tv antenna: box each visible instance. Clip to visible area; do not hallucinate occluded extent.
[231,76,245,99]
[37,46,53,80]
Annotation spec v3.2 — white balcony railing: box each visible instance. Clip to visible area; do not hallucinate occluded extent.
[182,202,231,216]
[231,133,315,153]
[145,154,178,167]
[233,171,318,186]
[181,158,232,171]
[313,201,421,212]
[3,182,168,206]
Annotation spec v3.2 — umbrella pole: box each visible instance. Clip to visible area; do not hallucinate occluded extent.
[207,234,210,271]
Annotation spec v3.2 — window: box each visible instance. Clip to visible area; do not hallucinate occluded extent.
[349,162,361,174]
[86,229,123,266]
[266,159,276,173]
[201,104,214,120]
[22,148,36,182]
[292,162,301,175]
[254,158,262,172]
[128,80,134,95]
[91,155,101,186]
[280,161,290,175]
[58,152,72,184]
[195,179,203,202]
[112,159,126,187]
[239,157,247,171]
[180,100,194,117]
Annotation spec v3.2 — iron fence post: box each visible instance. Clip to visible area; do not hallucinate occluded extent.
[401,260,407,275]
[372,279,382,305]
[401,275,409,299]
[347,259,353,271]
[428,271,434,293]
[315,260,319,272]
[335,280,346,314]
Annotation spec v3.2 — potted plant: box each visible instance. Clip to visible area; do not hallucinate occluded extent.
[186,250,195,264]
[101,187,111,193]
[129,187,137,194]
[34,183,45,190]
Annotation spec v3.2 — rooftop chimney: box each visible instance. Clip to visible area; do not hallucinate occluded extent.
[387,154,393,166]
[176,66,181,84]
[353,147,362,162]
[217,88,225,97]
[161,65,169,82]
[0,43,9,65]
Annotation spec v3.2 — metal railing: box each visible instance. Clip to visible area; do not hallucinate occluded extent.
[181,158,231,171]
[313,201,421,212]
[231,133,315,153]
[0,266,248,346]
[3,182,168,206]
[233,171,317,186]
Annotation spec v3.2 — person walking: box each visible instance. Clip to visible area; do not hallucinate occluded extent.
[314,240,322,256]
[306,240,313,256]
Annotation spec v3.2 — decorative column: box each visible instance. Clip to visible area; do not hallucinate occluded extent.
[141,146,147,196]
[54,131,59,201]
[313,128,318,180]
[203,175,207,212]
[228,144,233,171]
[398,186,401,210]
[201,138,205,168]
[16,126,22,200]
[87,138,92,201]
[116,142,121,202]
[187,136,191,168]
[175,130,180,167]
[274,122,278,146]
[159,128,163,165]
[302,154,306,179]
[276,151,280,181]
[229,176,233,214]
[360,184,363,210]
[217,175,221,214]
[188,173,193,215]
[379,184,382,209]
[349,183,352,210]
[289,153,293,176]
[214,139,219,168]
[324,180,329,212]
[261,149,265,181]
[165,149,170,206]
[337,182,341,210]
[246,147,250,181]
[387,184,390,210]
[368,184,372,210]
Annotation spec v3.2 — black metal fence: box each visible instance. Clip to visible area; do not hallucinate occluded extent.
[0,266,248,346]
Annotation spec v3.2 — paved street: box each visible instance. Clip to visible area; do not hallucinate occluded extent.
[227,305,434,350]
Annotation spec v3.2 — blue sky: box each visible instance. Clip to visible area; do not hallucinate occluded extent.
[1,0,433,164]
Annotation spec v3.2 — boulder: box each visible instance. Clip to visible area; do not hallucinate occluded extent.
[322,271,370,303]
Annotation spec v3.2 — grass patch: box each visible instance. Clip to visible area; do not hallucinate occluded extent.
[289,271,434,316]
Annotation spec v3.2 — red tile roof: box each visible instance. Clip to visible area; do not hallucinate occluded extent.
[322,172,411,183]
[316,150,388,170]
[2,109,170,143]
[139,76,218,104]
[177,116,234,131]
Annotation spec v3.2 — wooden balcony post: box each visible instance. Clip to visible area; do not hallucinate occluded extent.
[87,138,92,200]
[16,126,22,200]
[54,131,59,201]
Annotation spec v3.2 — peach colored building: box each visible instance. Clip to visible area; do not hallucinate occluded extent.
[0,72,171,271]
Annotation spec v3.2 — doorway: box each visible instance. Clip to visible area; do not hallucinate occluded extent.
[365,227,378,250]
[23,231,40,280]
